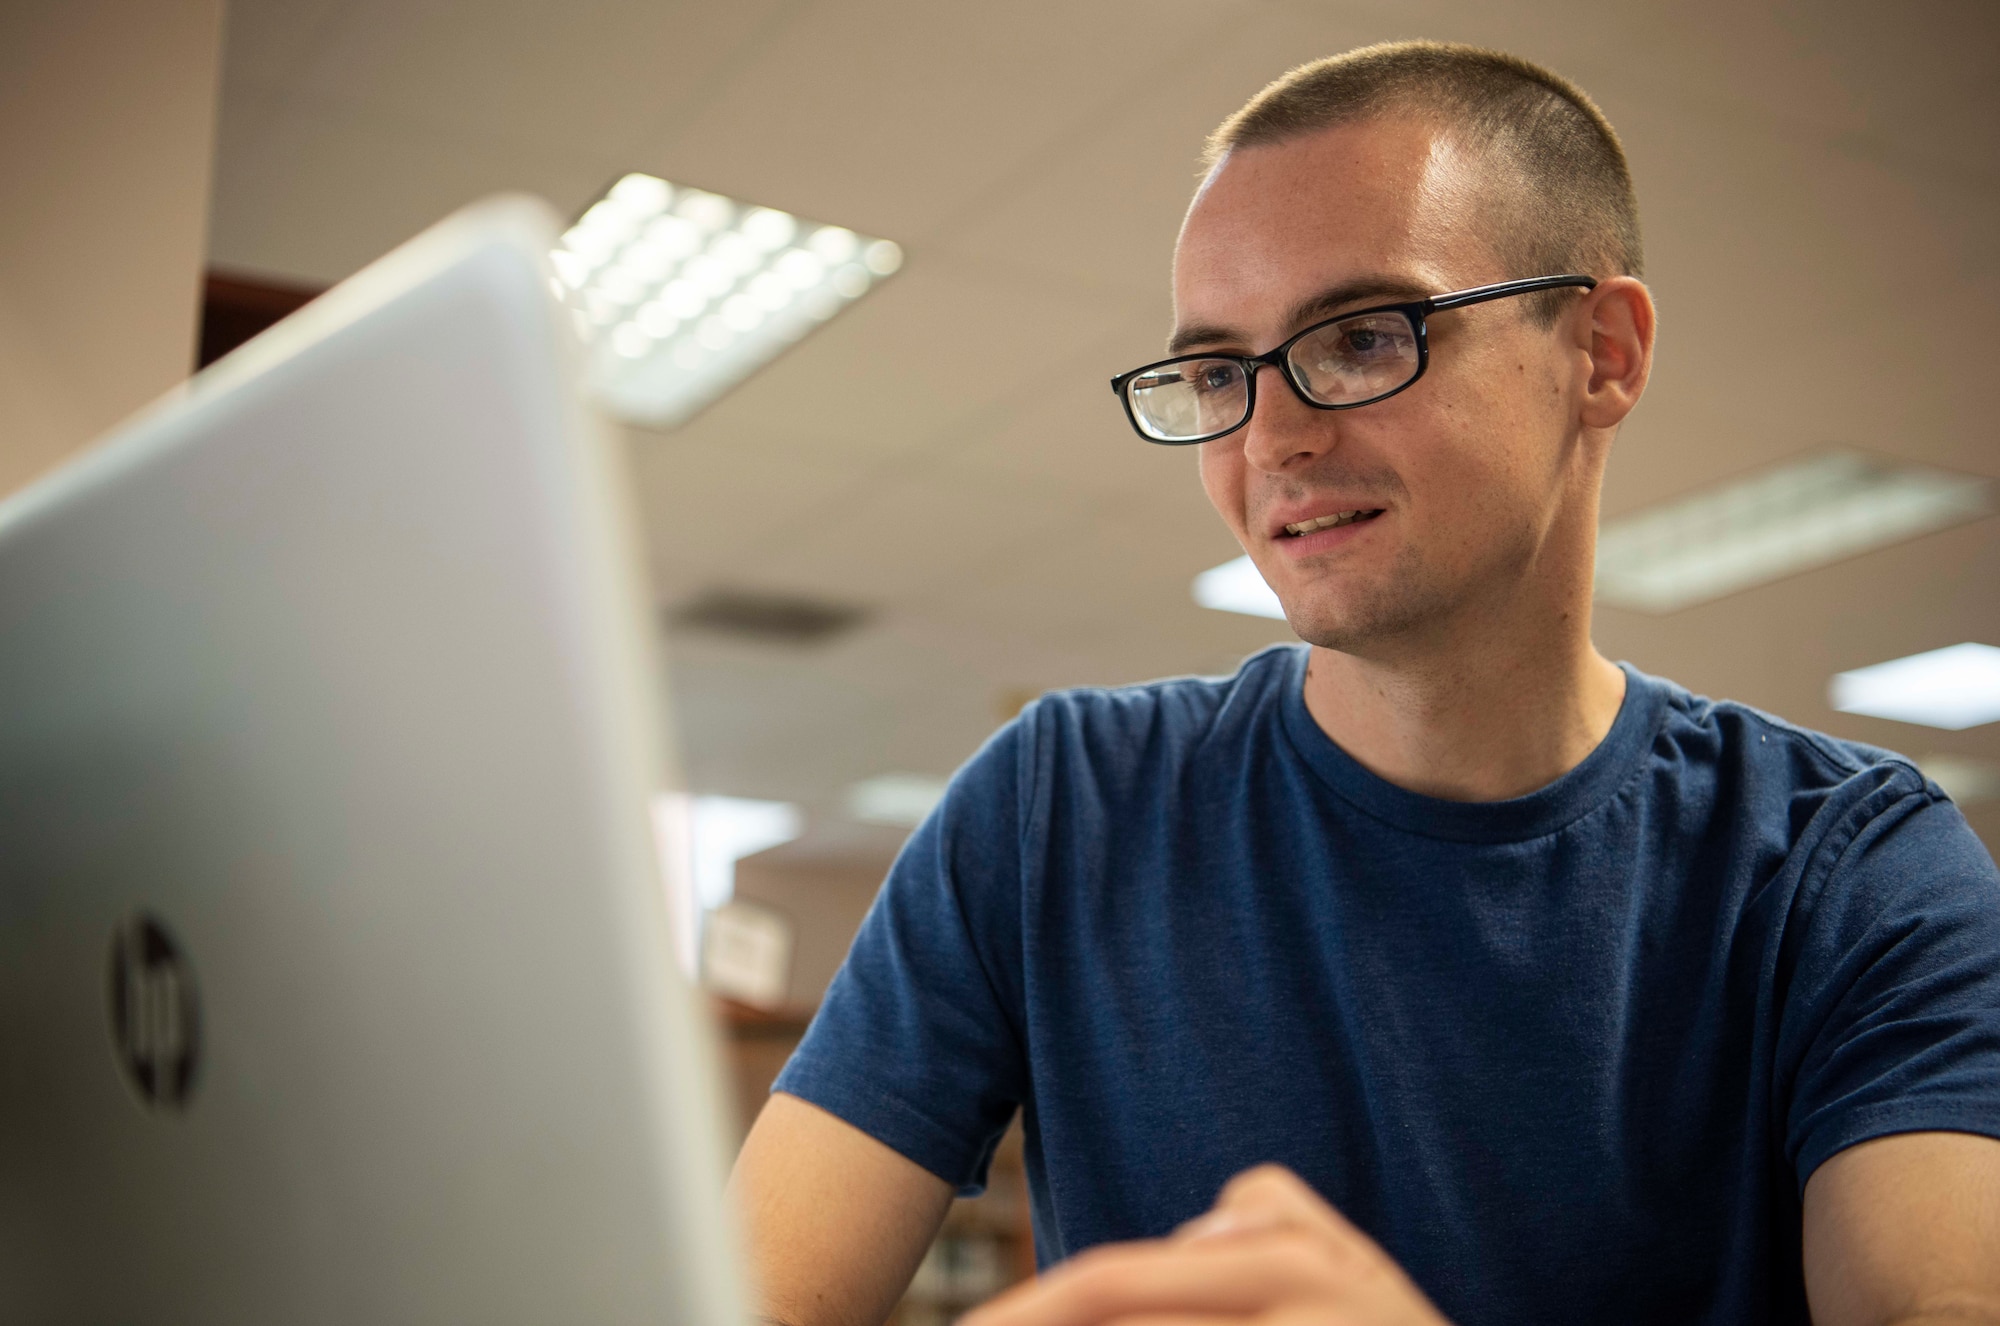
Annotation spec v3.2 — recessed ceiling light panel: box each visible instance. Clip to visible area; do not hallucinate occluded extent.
[1918,754,2000,804]
[555,174,902,428]
[688,794,802,909]
[1192,555,1288,620]
[1830,642,2000,730]
[847,773,948,828]
[1595,450,1991,614]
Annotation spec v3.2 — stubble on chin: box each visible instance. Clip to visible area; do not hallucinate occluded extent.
[1280,539,1453,654]
[1283,499,1557,655]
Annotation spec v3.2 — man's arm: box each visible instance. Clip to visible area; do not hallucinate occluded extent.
[1804,1131,2000,1326]
[730,1091,955,1326]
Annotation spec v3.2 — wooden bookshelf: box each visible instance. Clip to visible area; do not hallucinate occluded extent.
[892,1121,1035,1326]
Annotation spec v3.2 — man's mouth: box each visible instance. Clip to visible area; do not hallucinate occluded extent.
[1282,509,1383,537]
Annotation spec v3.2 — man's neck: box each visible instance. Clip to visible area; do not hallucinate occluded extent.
[1299,607,1628,804]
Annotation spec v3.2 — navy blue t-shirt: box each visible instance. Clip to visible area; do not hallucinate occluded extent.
[776,646,2000,1325]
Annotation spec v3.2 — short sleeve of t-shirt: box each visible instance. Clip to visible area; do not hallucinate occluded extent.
[1779,768,2000,1189]
[774,713,1032,1194]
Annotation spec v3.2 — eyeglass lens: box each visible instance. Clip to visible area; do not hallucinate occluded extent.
[1125,309,1422,442]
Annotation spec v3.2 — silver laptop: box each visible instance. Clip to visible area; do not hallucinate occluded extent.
[0,196,746,1325]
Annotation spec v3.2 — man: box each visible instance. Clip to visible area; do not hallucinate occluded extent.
[732,42,2000,1326]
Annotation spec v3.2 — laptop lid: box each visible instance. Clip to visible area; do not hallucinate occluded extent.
[0,196,744,1325]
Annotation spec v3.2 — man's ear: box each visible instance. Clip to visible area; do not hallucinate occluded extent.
[1576,276,1654,430]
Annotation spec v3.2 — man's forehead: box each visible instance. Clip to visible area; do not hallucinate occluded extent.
[1171,117,1488,339]
[1196,116,1445,205]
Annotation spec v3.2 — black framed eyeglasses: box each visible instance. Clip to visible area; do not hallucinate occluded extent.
[1109,273,1598,445]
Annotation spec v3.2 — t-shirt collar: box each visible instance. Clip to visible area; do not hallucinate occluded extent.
[1275,645,1667,843]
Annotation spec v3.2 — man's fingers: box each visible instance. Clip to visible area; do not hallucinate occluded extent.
[1176,1208,1285,1243]
[966,1174,1440,1326]
[961,1229,1375,1326]
[1212,1165,1343,1226]
[1200,1165,1376,1251]
[1097,1316,1244,1326]
[1216,1168,1392,1248]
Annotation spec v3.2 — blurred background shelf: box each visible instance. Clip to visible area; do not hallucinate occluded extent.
[714,995,1037,1320]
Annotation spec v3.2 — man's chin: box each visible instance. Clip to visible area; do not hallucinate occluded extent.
[1280,586,1439,655]
[1282,605,1373,654]
[1288,616,1382,655]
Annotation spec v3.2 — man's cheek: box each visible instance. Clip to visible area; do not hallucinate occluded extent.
[1196,448,1246,537]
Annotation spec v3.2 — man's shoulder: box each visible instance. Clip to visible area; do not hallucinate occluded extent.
[1021,644,1300,758]
[936,646,1300,831]
[1633,666,1947,842]
[1644,667,1923,783]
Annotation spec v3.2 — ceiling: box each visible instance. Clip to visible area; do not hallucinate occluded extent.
[207,0,2000,853]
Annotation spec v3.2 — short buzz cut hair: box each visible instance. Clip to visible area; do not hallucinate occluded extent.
[1205,41,1642,321]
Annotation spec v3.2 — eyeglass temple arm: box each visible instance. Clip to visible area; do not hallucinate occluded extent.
[1424,274,1598,313]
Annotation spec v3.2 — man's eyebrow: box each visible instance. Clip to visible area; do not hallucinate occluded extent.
[1165,320,1242,356]
[1166,276,1435,356]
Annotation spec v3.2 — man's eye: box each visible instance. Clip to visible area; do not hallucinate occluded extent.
[1193,364,1240,393]
[1338,326,1404,358]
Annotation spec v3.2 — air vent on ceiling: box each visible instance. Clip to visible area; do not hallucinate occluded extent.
[671,588,868,646]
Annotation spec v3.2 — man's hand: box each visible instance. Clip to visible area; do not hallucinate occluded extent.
[963,1165,1451,1326]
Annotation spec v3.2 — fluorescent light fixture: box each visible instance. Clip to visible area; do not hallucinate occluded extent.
[1595,450,1991,614]
[847,773,948,828]
[1830,642,2000,730]
[1919,754,2000,804]
[1192,555,1287,620]
[688,795,803,910]
[555,173,902,428]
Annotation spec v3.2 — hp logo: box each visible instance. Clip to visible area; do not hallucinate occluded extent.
[107,911,201,1110]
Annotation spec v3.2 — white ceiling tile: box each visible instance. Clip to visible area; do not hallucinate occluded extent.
[624,420,859,598]
[279,0,796,161]
[934,5,1414,301]
[638,0,1256,244]
[686,449,1103,606]
[216,0,352,89]
[206,93,624,281]
[662,250,1134,463]
[1600,93,2000,519]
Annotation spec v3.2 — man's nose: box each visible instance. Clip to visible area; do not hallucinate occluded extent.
[1240,363,1339,474]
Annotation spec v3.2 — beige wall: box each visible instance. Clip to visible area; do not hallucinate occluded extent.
[0,0,223,498]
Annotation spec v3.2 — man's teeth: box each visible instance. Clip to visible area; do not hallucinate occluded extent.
[1284,509,1374,536]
